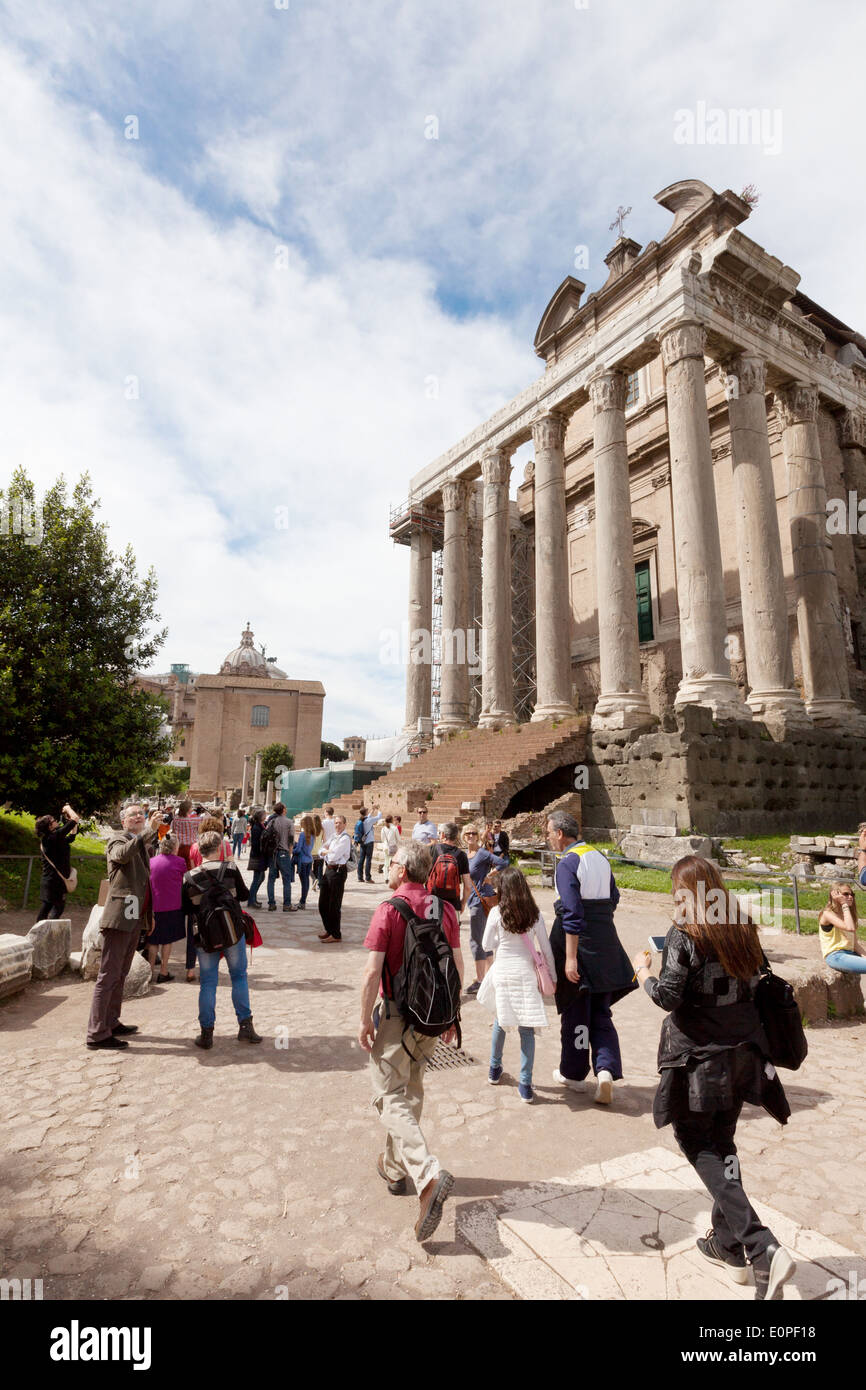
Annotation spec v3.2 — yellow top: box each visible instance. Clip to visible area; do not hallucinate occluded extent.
[819,914,853,959]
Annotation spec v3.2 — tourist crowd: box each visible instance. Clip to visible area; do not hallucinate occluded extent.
[32,789,849,1296]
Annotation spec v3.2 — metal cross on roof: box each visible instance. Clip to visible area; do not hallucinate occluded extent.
[609,205,632,238]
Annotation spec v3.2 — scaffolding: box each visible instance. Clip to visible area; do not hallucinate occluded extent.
[388,499,444,548]
[511,519,536,722]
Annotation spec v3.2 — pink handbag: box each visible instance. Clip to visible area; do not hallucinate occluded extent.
[524,932,556,997]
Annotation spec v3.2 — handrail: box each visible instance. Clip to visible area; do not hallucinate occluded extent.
[0,853,104,912]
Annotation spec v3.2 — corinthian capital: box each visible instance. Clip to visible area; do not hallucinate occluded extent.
[481,447,512,489]
[774,381,818,429]
[837,409,866,450]
[588,369,628,416]
[531,410,566,453]
[720,353,766,399]
[659,319,707,373]
[441,476,470,513]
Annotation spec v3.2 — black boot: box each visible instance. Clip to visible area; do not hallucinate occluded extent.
[194,1027,214,1050]
[237,1016,262,1043]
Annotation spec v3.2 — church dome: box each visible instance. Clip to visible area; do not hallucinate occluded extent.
[267,661,287,679]
[220,624,269,677]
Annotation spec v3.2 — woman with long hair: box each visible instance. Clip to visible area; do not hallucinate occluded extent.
[311,814,324,892]
[188,815,234,868]
[478,866,555,1103]
[632,854,795,1301]
[247,808,268,910]
[818,882,866,973]
[295,815,315,909]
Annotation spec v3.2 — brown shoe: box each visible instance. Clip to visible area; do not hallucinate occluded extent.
[414,1169,454,1242]
[319,935,341,943]
[377,1153,407,1196]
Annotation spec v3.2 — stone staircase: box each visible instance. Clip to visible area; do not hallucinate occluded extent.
[306,716,588,828]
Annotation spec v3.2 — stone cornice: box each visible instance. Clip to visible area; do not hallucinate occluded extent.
[407,228,866,507]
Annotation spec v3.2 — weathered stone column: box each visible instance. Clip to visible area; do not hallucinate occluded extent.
[436,477,472,735]
[530,410,576,721]
[837,410,866,603]
[775,381,857,722]
[721,354,808,723]
[659,320,750,718]
[589,369,652,729]
[403,525,433,733]
[241,754,251,804]
[252,752,262,806]
[479,447,516,728]
[265,779,275,810]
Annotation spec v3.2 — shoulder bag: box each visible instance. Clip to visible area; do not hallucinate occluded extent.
[41,848,78,894]
[754,955,808,1071]
[522,930,556,997]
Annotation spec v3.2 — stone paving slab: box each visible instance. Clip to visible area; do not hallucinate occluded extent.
[457,1145,865,1300]
[1,875,865,1300]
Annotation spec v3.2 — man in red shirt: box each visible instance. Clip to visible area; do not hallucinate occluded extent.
[359,840,464,1242]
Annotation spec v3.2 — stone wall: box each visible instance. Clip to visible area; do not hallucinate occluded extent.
[583,706,866,837]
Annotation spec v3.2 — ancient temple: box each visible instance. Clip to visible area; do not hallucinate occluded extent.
[390,179,866,832]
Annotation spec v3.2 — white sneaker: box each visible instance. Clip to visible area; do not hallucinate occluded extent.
[552,1068,583,1092]
[594,1070,614,1104]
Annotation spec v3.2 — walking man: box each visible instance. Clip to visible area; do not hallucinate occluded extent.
[266,803,297,912]
[318,814,352,942]
[86,802,161,1050]
[355,804,382,883]
[359,841,463,1240]
[546,811,636,1103]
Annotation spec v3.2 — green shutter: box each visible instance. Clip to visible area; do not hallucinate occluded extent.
[635,561,653,642]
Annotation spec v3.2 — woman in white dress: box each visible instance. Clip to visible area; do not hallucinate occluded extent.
[477,866,556,1104]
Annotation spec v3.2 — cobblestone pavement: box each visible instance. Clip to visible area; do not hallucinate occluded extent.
[1,871,864,1301]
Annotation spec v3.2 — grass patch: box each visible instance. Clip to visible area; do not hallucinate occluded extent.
[0,812,107,914]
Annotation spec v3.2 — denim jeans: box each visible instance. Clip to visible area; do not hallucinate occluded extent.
[267,849,294,906]
[490,1021,536,1087]
[248,868,266,906]
[296,861,311,904]
[826,949,866,974]
[196,937,251,1028]
[357,841,374,881]
[232,833,244,857]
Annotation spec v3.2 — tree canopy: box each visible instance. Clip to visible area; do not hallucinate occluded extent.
[320,741,348,764]
[0,469,172,815]
[254,742,294,789]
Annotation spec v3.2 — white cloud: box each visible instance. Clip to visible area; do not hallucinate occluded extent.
[1,0,864,747]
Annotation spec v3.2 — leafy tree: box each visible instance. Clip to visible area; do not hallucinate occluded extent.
[320,741,348,764]
[0,469,172,815]
[147,764,191,797]
[254,742,294,788]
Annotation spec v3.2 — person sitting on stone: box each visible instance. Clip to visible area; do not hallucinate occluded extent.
[818,882,866,973]
[34,802,80,922]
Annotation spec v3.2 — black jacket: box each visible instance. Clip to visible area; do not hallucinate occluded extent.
[646,926,790,1128]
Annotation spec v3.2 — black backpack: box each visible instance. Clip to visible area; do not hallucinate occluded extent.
[260,820,280,860]
[191,864,244,953]
[383,895,462,1048]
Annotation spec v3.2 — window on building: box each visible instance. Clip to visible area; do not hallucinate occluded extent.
[625,370,640,409]
[251,705,270,727]
[635,560,653,642]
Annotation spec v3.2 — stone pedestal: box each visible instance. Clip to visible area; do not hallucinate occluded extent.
[436,477,472,735]
[589,370,652,731]
[776,382,858,724]
[404,526,433,732]
[660,320,751,719]
[722,355,808,726]
[0,935,34,998]
[80,906,151,997]
[530,411,576,721]
[26,918,71,979]
[479,448,516,728]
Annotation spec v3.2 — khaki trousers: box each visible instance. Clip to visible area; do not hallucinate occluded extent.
[369,1007,440,1194]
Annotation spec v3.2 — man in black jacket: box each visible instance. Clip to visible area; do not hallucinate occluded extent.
[35,803,80,922]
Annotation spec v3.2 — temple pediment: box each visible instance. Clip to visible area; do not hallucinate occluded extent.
[534,275,586,361]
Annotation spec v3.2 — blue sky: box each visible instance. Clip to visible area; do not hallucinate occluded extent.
[1,0,864,745]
